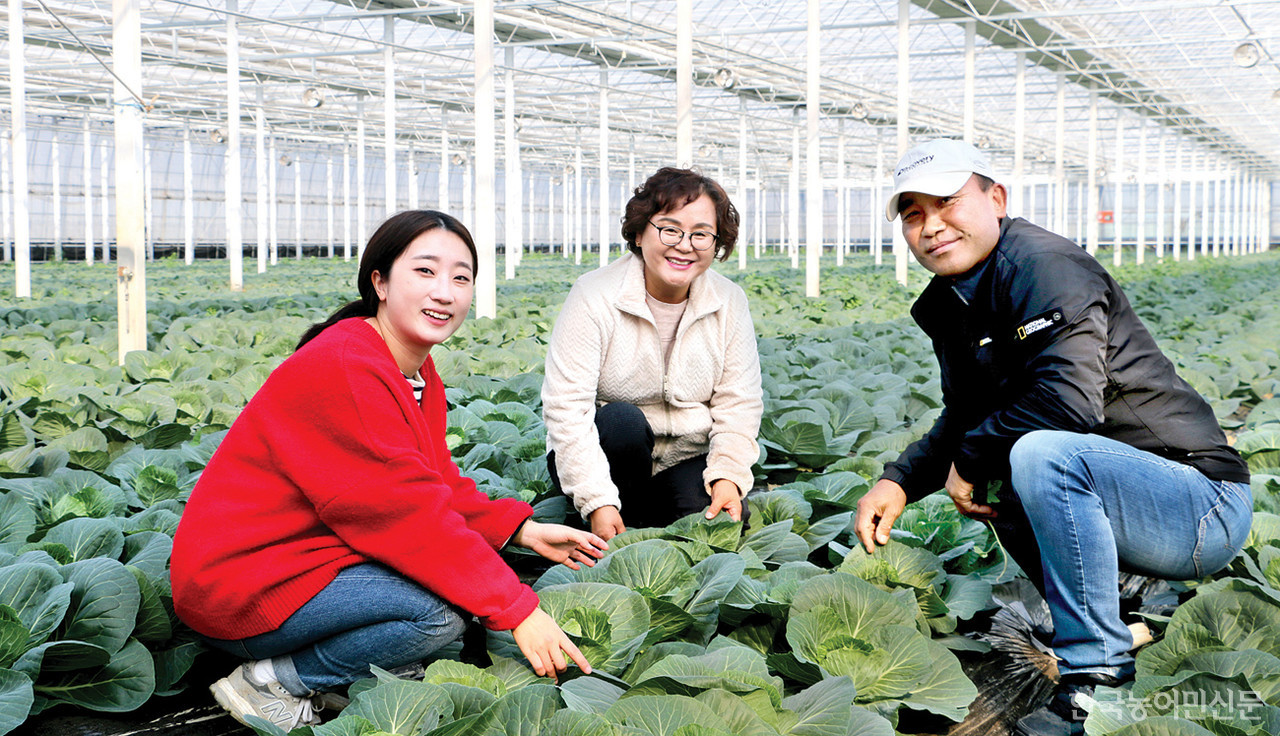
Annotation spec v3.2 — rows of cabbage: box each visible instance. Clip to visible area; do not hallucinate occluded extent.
[0,253,1276,736]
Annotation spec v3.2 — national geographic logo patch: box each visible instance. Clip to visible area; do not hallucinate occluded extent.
[1015,309,1064,341]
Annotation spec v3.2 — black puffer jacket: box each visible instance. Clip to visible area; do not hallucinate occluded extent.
[881,217,1249,501]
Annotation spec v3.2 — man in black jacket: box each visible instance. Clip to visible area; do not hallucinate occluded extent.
[853,138,1252,730]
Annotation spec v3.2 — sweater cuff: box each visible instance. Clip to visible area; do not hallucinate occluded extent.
[878,466,929,503]
[703,464,752,499]
[578,495,620,521]
[479,585,540,631]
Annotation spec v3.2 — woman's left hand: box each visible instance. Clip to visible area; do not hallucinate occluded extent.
[514,520,608,570]
[706,480,743,521]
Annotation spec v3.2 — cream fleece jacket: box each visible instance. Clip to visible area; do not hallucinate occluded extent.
[542,252,763,519]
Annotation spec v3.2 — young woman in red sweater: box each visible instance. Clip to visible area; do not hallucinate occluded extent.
[171,210,607,730]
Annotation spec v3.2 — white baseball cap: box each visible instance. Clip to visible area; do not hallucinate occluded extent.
[884,138,996,221]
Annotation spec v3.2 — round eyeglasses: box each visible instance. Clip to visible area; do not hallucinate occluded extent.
[649,221,718,251]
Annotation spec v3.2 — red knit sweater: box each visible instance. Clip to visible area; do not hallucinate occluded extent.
[171,318,538,640]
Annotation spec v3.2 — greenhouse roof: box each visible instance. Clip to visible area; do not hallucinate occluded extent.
[2,0,1279,179]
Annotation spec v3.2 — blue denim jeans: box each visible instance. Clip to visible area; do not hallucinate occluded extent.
[204,563,466,695]
[1009,431,1252,678]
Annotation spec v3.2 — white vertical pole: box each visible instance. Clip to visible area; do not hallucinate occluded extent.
[676,0,693,167]
[293,158,301,259]
[463,161,473,230]
[84,117,95,264]
[255,106,267,272]
[474,0,497,318]
[1232,168,1243,255]
[1054,72,1066,235]
[1172,137,1182,260]
[1224,166,1234,256]
[52,133,62,260]
[225,0,243,290]
[9,0,30,296]
[573,144,583,264]
[408,146,419,210]
[268,137,278,265]
[357,97,368,258]
[506,47,522,277]
[894,0,909,287]
[343,138,353,262]
[183,125,193,264]
[836,131,846,268]
[1113,116,1124,266]
[384,15,397,216]
[101,142,110,261]
[747,179,757,258]
[628,137,636,201]
[738,105,748,270]
[1208,163,1218,258]
[805,0,821,298]
[562,165,570,257]
[598,68,609,268]
[963,21,975,145]
[144,142,153,261]
[789,114,800,269]
[1252,175,1261,253]
[439,113,450,211]
[1136,121,1146,265]
[1,135,8,264]
[343,138,351,261]
[114,0,146,354]
[873,134,883,265]
[526,171,536,255]
[1012,50,1026,218]
[1155,127,1165,260]
[1076,181,1085,246]
[1187,150,1198,261]
[326,155,335,257]
[1199,154,1209,258]
[549,175,558,254]
[1086,87,1099,256]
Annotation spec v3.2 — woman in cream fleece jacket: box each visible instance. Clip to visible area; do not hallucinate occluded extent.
[542,168,763,540]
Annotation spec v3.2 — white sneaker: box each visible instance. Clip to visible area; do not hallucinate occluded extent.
[210,662,321,730]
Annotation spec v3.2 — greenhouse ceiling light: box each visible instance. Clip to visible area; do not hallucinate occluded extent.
[301,87,325,108]
[850,101,868,120]
[279,154,293,167]
[1233,42,1260,68]
[713,67,737,90]
[210,129,226,144]
[452,152,468,166]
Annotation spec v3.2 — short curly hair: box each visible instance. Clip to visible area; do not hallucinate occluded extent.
[621,168,739,262]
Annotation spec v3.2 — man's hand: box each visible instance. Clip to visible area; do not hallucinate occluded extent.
[854,479,907,554]
[706,479,743,521]
[588,505,626,541]
[511,606,592,682]
[945,463,997,519]
[513,520,608,571]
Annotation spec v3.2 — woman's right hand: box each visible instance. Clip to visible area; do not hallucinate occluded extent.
[588,506,626,541]
[512,606,592,682]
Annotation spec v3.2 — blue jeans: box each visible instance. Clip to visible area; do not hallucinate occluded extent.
[204,563,466,696]
[1009,431,1252,678]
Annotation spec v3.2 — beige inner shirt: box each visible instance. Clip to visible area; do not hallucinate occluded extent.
[645,292,689,368]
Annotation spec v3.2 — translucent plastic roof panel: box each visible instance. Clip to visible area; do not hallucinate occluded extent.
[0,0,1277,180]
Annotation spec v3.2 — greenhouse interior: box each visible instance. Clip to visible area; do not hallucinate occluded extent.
[1,1,1279,735]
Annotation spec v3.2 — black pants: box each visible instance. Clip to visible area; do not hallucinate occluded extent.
[548,402,747,528]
